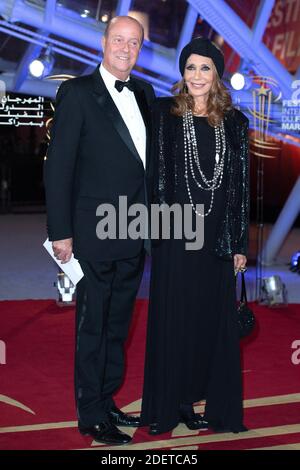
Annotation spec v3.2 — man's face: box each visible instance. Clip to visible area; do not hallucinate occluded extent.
[102,18,143,80]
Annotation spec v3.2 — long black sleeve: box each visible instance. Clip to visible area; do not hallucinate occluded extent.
[44,80,83,241]
[234,118,249,256]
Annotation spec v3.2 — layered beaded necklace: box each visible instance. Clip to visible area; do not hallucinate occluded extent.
[183,109,226,217]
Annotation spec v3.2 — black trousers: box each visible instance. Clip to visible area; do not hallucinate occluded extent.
[75,253,145,426]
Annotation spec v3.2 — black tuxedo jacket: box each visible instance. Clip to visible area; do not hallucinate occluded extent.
[44,66,155,261]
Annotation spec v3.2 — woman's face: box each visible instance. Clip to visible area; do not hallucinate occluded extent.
[183,54,215,100]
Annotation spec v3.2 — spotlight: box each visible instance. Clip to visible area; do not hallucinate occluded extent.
[231,72,245,90]
[56,272,76,305]
[290,250,300,274]
[81,9,90,18]
[29,59,45,78]
[261,275,288,307]
[29,48,54,78]
[101,14,109,23]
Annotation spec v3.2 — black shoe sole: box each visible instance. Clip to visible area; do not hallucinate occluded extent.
[148,421,208,435]
[184,423,209,431]
[112,422,141,428]
[79,429,132,445]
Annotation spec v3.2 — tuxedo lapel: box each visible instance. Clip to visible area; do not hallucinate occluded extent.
[133,84,151,130]
[133,81,152,172]
[91,67,143,168]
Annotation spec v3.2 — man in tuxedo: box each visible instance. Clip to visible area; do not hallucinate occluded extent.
[44,16,155,445]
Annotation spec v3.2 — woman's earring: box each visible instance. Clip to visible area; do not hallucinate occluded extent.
[183,82,188,94]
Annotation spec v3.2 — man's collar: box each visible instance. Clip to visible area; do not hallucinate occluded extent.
[100,63,130,88]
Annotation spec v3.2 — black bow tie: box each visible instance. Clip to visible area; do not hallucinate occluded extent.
[115,79,135,93]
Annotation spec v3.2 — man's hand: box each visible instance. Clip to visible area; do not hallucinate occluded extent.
[234,254,247,273]
[52,238,73,264]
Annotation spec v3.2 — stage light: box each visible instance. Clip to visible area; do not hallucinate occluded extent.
[231,72,245,90]
[261,275,288,307]
[101,14,109,23]
[56,272,76,304]
[81,9,90,18]
[29,48,54,78]
[290,250,300,274]
[29,59,45,78]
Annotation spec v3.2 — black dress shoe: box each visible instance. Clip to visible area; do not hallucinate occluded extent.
[180,410,209,431]
[149,410,209,435]
[109,406,141,427]
[149,423,160,435]
[78,421,132,445]
[209,422,248,434]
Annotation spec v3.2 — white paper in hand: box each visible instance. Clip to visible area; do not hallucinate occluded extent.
[43,238,84,285]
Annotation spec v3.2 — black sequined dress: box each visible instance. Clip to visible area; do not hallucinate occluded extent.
[141,115,246,434]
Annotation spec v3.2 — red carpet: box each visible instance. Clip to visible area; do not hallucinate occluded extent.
[0,299,300,450]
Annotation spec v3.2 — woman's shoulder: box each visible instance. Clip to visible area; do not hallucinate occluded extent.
[225,108,249,126]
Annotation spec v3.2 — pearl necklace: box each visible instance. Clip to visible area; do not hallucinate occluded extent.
[183,110,226,217]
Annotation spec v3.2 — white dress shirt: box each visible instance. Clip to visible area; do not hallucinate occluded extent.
[100,64,146,169]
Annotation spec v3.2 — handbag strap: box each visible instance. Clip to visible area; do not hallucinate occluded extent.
[240,271,248,304]
[236,270,248,304]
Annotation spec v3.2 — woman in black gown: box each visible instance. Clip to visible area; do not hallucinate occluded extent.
[141,38,249,435]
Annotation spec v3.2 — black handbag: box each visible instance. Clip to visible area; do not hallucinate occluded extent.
[236,270,255,338]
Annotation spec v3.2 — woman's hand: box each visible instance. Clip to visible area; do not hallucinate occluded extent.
[234,254,247,273]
